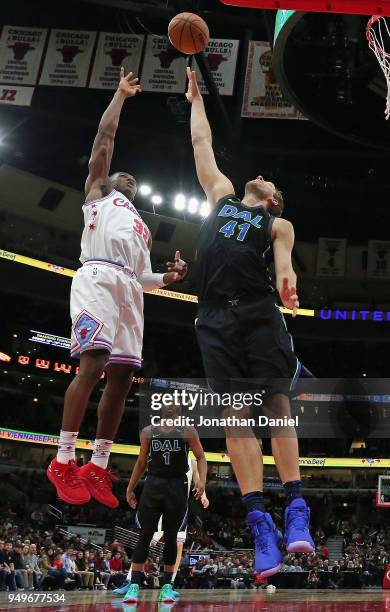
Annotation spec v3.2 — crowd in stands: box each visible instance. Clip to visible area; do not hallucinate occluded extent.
[0,503,388,592]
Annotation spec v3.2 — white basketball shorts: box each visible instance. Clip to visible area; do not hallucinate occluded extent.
[70,259,143,368]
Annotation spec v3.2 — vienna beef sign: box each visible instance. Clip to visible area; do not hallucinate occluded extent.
[0,26,47,86]
[141,35,187,93]
[40,29,96,87]
[193,38,239,96]
[241,41,303,119]
[89,32,144,89]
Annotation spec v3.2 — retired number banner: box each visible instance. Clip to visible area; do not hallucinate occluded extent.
[241,41,303,119]
[0,85,34,106]
[367,241,390,279]
[89,32,144,89]
[193,38,239,96]
[316,238,347,277]
[141,35,187,93]
[40,29,96,87]
[0,26,47,85]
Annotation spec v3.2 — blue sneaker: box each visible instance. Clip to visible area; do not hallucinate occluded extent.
[284,498,315,553]
[247,510,283,578]
[158,583,179,602]
[123,583,139,603]
[113,580,130,596]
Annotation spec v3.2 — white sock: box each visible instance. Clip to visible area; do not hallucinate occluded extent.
[91,439,113,469]
[126,568,132,581]
[57,430,78,464]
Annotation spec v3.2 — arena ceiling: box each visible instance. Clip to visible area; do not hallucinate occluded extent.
[0,0,389,243]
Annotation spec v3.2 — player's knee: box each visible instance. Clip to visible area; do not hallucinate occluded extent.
[106,365,134,396]
[78,351,108,382]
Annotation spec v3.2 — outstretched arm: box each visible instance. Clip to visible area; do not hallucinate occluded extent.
[138,249,188,292]
[186,67,233,206]
[85,67,141,200]
[272,218,299,316]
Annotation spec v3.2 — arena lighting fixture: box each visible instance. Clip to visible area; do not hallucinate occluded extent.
[188,197,199,214]
[199,201,211,217]
[139,184,152,196]
[174,194,186,210]
[151,194,163,205]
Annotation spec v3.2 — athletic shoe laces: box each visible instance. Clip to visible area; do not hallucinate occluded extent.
[63,461,84,489]
[287,506,308,532]
[97,469,118,489]
[252,516,273,553]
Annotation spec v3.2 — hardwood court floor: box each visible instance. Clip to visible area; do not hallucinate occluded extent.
[0,588,389,611]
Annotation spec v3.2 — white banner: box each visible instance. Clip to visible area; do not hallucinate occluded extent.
[40,29,96,87]
[367,240,390,279]
[316,238,347,277]
[241,41,303,119]
[0,26,47,86]
[194,38,239,96]
[68,525,106,545]
[0,84,34,106]
[141,35,187,93]
[89,32,144,89]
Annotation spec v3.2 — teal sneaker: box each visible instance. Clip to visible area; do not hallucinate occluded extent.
[123,583,139,603]
[158,583,179,602]
[113,580,130,596]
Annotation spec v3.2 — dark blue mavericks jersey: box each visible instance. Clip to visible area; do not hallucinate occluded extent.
[196,194,276,302]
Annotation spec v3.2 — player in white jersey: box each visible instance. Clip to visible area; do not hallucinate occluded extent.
[47,68,187,509]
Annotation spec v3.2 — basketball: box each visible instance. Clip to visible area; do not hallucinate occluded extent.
[168,12,209,55]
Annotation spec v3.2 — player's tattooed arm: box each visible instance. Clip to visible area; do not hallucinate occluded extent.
[186,67,234,206]
[85,66,141,200]
[126,426,151,509]
[185,427,207,500]
[272,218,299,317]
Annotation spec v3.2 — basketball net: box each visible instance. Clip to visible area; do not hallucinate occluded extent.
[367,15,390,119]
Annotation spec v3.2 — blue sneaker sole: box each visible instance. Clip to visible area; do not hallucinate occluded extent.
[286,540,315,553]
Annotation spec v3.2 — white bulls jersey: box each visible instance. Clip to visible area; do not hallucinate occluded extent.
[80,188,151,275]
[70,188,150,367]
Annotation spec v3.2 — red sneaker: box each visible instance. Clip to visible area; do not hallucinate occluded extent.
[78,462,119,509]
[47,458,91,505]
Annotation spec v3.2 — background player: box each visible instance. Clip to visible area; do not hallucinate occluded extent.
[185,67,314,578]
[47,68,187,509]
[113,456,209,596]
[124,405,207,603]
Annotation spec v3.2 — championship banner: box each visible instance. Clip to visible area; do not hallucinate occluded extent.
[39,29,96,87]
[0,26,47,85]
[367,240,390,279]
[141,35,187,93]
[316,238,347,277]
[241,41,303,119]
[89,32,144,90]
[0,85,34,106]
[193,38,239,96]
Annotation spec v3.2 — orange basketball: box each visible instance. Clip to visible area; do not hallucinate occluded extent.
[168,12,209,55]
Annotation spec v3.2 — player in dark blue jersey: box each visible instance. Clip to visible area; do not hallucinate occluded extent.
[186,67,314,579]
[123,403,207,603]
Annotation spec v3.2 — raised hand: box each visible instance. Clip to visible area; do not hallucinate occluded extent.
[185,67,201,103]
[279,277,299,317]
[118,67,142,97]
[165,250,188,284]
